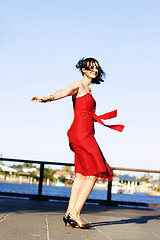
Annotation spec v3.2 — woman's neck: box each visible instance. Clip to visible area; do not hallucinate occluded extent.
[81,75,92,88]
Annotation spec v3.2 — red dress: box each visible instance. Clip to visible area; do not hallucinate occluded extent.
[67,92,124,182]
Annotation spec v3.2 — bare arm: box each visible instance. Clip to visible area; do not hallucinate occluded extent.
[31,81,80,103]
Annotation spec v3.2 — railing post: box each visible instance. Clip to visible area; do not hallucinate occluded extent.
[107,181,112,203]
[38,163,44,198]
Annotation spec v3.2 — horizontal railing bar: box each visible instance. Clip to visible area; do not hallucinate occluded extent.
[111,167,160,174]
[0,158,159,173]
[0,158,74,166]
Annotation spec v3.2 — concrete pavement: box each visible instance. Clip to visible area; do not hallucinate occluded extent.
[0,197,160,240]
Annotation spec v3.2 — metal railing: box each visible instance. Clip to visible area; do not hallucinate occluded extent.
[0,157,160,208]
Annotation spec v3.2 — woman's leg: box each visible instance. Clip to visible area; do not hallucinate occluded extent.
[70,175,97,223]
[65,173,85,216]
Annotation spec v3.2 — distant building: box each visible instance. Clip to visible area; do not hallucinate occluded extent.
[22,167,37,173]
[118,175,141,185]
[150,180,160,188]
[54,171,72,180]
[0,165,17,175]
[116,175,141,194]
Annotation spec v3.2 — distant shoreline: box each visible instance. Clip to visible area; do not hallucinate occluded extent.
[147,191,160,197]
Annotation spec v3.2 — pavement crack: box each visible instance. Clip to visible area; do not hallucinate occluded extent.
[82,215,113,240]
[93,226,113,240]
[0,213,9,223]
[45,214,50,240]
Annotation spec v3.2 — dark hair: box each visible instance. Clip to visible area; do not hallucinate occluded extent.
[76,57,105,84]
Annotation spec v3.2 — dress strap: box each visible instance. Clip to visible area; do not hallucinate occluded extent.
[82,83,89,94]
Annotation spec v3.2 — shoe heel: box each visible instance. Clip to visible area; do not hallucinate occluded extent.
[63,215,68,227]
[63,215,67,227]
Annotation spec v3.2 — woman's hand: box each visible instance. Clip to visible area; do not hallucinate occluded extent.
[31,96,48,103]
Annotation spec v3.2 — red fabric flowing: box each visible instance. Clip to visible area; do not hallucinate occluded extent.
[93,110,125,132]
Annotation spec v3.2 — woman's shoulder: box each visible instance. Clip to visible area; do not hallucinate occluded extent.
[72,80,83,86]
[70,80,84,98]
[69,80,83,90]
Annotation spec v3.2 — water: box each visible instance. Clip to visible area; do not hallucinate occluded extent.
[0,182,160,206]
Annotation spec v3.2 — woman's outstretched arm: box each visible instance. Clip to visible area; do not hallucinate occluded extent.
[31,81,80,103]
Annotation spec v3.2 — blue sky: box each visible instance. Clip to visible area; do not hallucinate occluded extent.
[0,0,160,178]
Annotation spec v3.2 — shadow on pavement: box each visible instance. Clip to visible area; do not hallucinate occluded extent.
[89,214,160,227]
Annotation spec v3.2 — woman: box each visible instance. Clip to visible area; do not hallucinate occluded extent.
[31,57,124,228]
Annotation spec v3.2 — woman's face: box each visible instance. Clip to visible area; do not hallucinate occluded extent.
[82,62,99,79]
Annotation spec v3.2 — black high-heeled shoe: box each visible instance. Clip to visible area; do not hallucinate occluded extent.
[67,213,90,229]
[63,214,78,227]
